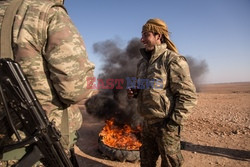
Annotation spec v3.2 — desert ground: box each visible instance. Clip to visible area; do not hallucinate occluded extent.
[75,82,250,167]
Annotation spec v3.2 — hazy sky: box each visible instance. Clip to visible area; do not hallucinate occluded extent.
[64,0,250,84]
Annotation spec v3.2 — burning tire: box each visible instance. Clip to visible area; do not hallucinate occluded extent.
[98,137,140,162]
[98,118,142,162]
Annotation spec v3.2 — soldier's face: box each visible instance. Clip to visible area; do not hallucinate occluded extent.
[141,31,161,51]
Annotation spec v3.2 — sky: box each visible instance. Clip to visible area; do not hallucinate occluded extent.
[64,0,250,84]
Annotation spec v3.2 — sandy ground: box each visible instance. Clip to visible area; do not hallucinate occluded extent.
[75,82,250,167]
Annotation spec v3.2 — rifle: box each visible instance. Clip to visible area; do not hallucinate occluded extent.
[0,58,74,167]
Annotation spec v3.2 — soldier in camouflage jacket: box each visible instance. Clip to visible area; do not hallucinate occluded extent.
[128,18,197,167]
[0,0,95,165]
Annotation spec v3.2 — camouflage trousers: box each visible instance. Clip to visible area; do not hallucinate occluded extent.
[140,119,184,167]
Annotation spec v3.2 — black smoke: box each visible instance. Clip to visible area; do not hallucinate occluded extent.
[85,38,208,126]
[85,38,143,127]
[186,56,209,91]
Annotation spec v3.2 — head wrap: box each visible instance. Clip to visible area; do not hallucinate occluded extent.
[142,18,178,53]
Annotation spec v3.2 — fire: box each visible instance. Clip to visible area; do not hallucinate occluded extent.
[99,118,142,150]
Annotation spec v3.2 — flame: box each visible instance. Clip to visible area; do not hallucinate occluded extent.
[99,118,142,150]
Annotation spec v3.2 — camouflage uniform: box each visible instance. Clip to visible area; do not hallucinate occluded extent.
[137,43,197,167]
[0,0,95,165]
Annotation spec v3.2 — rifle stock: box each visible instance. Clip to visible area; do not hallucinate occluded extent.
[0,58,74,167]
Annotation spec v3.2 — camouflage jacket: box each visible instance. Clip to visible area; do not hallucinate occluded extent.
[0,0,95,133]
[136,43,197,125]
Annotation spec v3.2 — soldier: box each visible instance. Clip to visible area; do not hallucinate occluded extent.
[0,0,95,166]
[128,18,198,167]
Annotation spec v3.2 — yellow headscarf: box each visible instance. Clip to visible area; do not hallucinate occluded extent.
[142,18,178,53]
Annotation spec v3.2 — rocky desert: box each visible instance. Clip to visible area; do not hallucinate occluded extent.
[75,82,250,167]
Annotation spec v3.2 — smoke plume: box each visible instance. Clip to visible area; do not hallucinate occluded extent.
[85,38,208,126]
[85,38,143,127]
[186,56,209,91]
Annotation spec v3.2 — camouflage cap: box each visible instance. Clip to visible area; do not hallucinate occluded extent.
[142,18,178,53]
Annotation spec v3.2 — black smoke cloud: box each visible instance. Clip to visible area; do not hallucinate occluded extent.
[85,38,208,126]
[94,38,142,79]
[85,38,143,127]
[186,56,209,91]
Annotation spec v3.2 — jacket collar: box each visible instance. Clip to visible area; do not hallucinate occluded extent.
[140,43,167,64]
